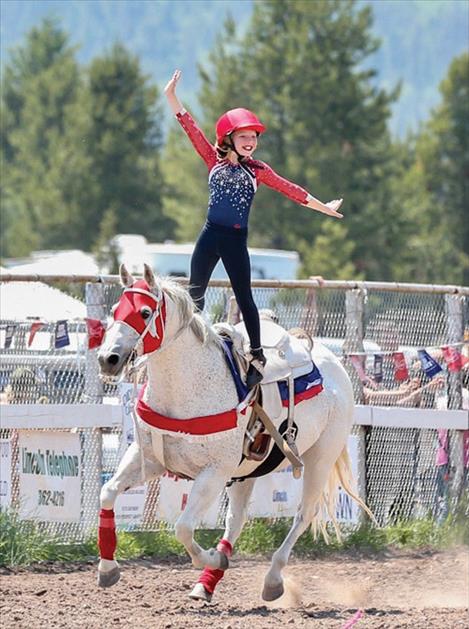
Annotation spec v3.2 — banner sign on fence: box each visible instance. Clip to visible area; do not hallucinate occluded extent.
[155,472,221,527]
[118,382,141,459]
[114,486,148,528]
[0,438,12,509]
[110,426,359,527]
[18,431,81,522]
[247,435,359,523]
[113,382,147,528]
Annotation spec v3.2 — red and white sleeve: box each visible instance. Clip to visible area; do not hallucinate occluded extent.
[255,162,309,205]
[175,109,217,170]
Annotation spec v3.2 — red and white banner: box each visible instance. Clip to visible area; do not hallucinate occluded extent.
[28,321,46,347]
[86,318,106,350]
[441,346,468,372]
[392,352,409,382]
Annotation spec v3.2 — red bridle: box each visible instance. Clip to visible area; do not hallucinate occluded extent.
[112,279,167,354]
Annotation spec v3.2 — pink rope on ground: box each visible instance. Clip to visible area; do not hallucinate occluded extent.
[342,609,364,629]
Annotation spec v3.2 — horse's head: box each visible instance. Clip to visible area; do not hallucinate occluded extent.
[98,263,167,377]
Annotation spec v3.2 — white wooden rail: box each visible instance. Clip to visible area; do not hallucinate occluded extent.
[2,403,467,430]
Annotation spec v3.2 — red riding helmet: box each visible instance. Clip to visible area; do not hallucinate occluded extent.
[215,108,266,145]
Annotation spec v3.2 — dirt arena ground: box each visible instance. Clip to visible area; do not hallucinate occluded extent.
[1,548,467,628]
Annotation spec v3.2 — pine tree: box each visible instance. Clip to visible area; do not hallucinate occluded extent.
[416,52,469,284]
[1,18,86,255]
[1,27,174,257]
[160,127,209,242]
[385,52,469,285]
[84,43,175,246]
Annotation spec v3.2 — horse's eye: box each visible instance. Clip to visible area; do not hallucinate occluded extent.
[141,307,152,320]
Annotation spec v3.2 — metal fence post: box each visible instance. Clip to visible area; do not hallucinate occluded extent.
[344,289,368,522]
[82,282,106,537]
[227,295,240,325]
[445,294,463,410]
[445,294,464,506]
[85,282,106,403]
[344,289,366,402]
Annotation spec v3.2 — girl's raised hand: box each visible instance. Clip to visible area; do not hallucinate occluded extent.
[305,196,344,218]
[323,199,344,218]
[164,70,182,96]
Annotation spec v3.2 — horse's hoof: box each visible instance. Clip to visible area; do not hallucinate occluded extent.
[262,581,284,601]
[189,582,212,602]
[97,566,121,588]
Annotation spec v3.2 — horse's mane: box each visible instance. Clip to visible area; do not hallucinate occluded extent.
[160,277,222,348]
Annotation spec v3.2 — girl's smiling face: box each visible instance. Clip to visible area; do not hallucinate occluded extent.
[231,129,258,157]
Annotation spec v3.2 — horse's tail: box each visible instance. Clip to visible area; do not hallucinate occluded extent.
[310,446,376,543]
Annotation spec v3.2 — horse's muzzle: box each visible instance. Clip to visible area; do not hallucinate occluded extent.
[98,351,125,376]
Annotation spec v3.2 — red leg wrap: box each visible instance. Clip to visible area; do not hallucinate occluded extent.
[98,508,116,560]
[197,539,233,594]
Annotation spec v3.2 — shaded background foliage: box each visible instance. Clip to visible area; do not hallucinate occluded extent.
[1,0,468,284]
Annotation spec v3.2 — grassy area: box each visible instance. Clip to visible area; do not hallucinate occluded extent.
[1,507,467,568]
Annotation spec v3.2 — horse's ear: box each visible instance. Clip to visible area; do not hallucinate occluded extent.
[143,263,156,288]
[143,263,163,300]
[120,264,135,287]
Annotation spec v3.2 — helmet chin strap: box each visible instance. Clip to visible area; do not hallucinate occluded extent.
[227,135,245,161]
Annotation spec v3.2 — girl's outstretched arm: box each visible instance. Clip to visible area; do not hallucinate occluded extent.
[256,162,344,218]
[164,69,216,169]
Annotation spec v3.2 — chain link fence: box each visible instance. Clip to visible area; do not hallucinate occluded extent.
[1,275,467,540]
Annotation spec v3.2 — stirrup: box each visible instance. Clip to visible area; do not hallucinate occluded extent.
[246,349,266,389]
[246,431,271,461]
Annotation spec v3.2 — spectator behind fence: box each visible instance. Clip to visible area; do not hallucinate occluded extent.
[2,367,48,404]
[363,353,445,523]
[364,375,421,407]
[434,361,469,520]
[363,357,445,408]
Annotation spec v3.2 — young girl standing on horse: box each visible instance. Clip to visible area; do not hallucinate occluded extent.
[164,69,343,388]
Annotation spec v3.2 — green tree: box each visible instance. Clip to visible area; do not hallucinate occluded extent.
[1,18,87,256]
[384,53,469,285]
[1,23,174,259]
[84,43,175,248]
[161,127,209,242]
[298,221,359,280]
[1,17,72,162]
[187,0,399,279]
[415,53,469,284]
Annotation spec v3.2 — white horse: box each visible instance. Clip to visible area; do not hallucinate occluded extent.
[97,264,367,602]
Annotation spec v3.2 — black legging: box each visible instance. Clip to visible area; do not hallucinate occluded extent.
[189,221,261,349]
